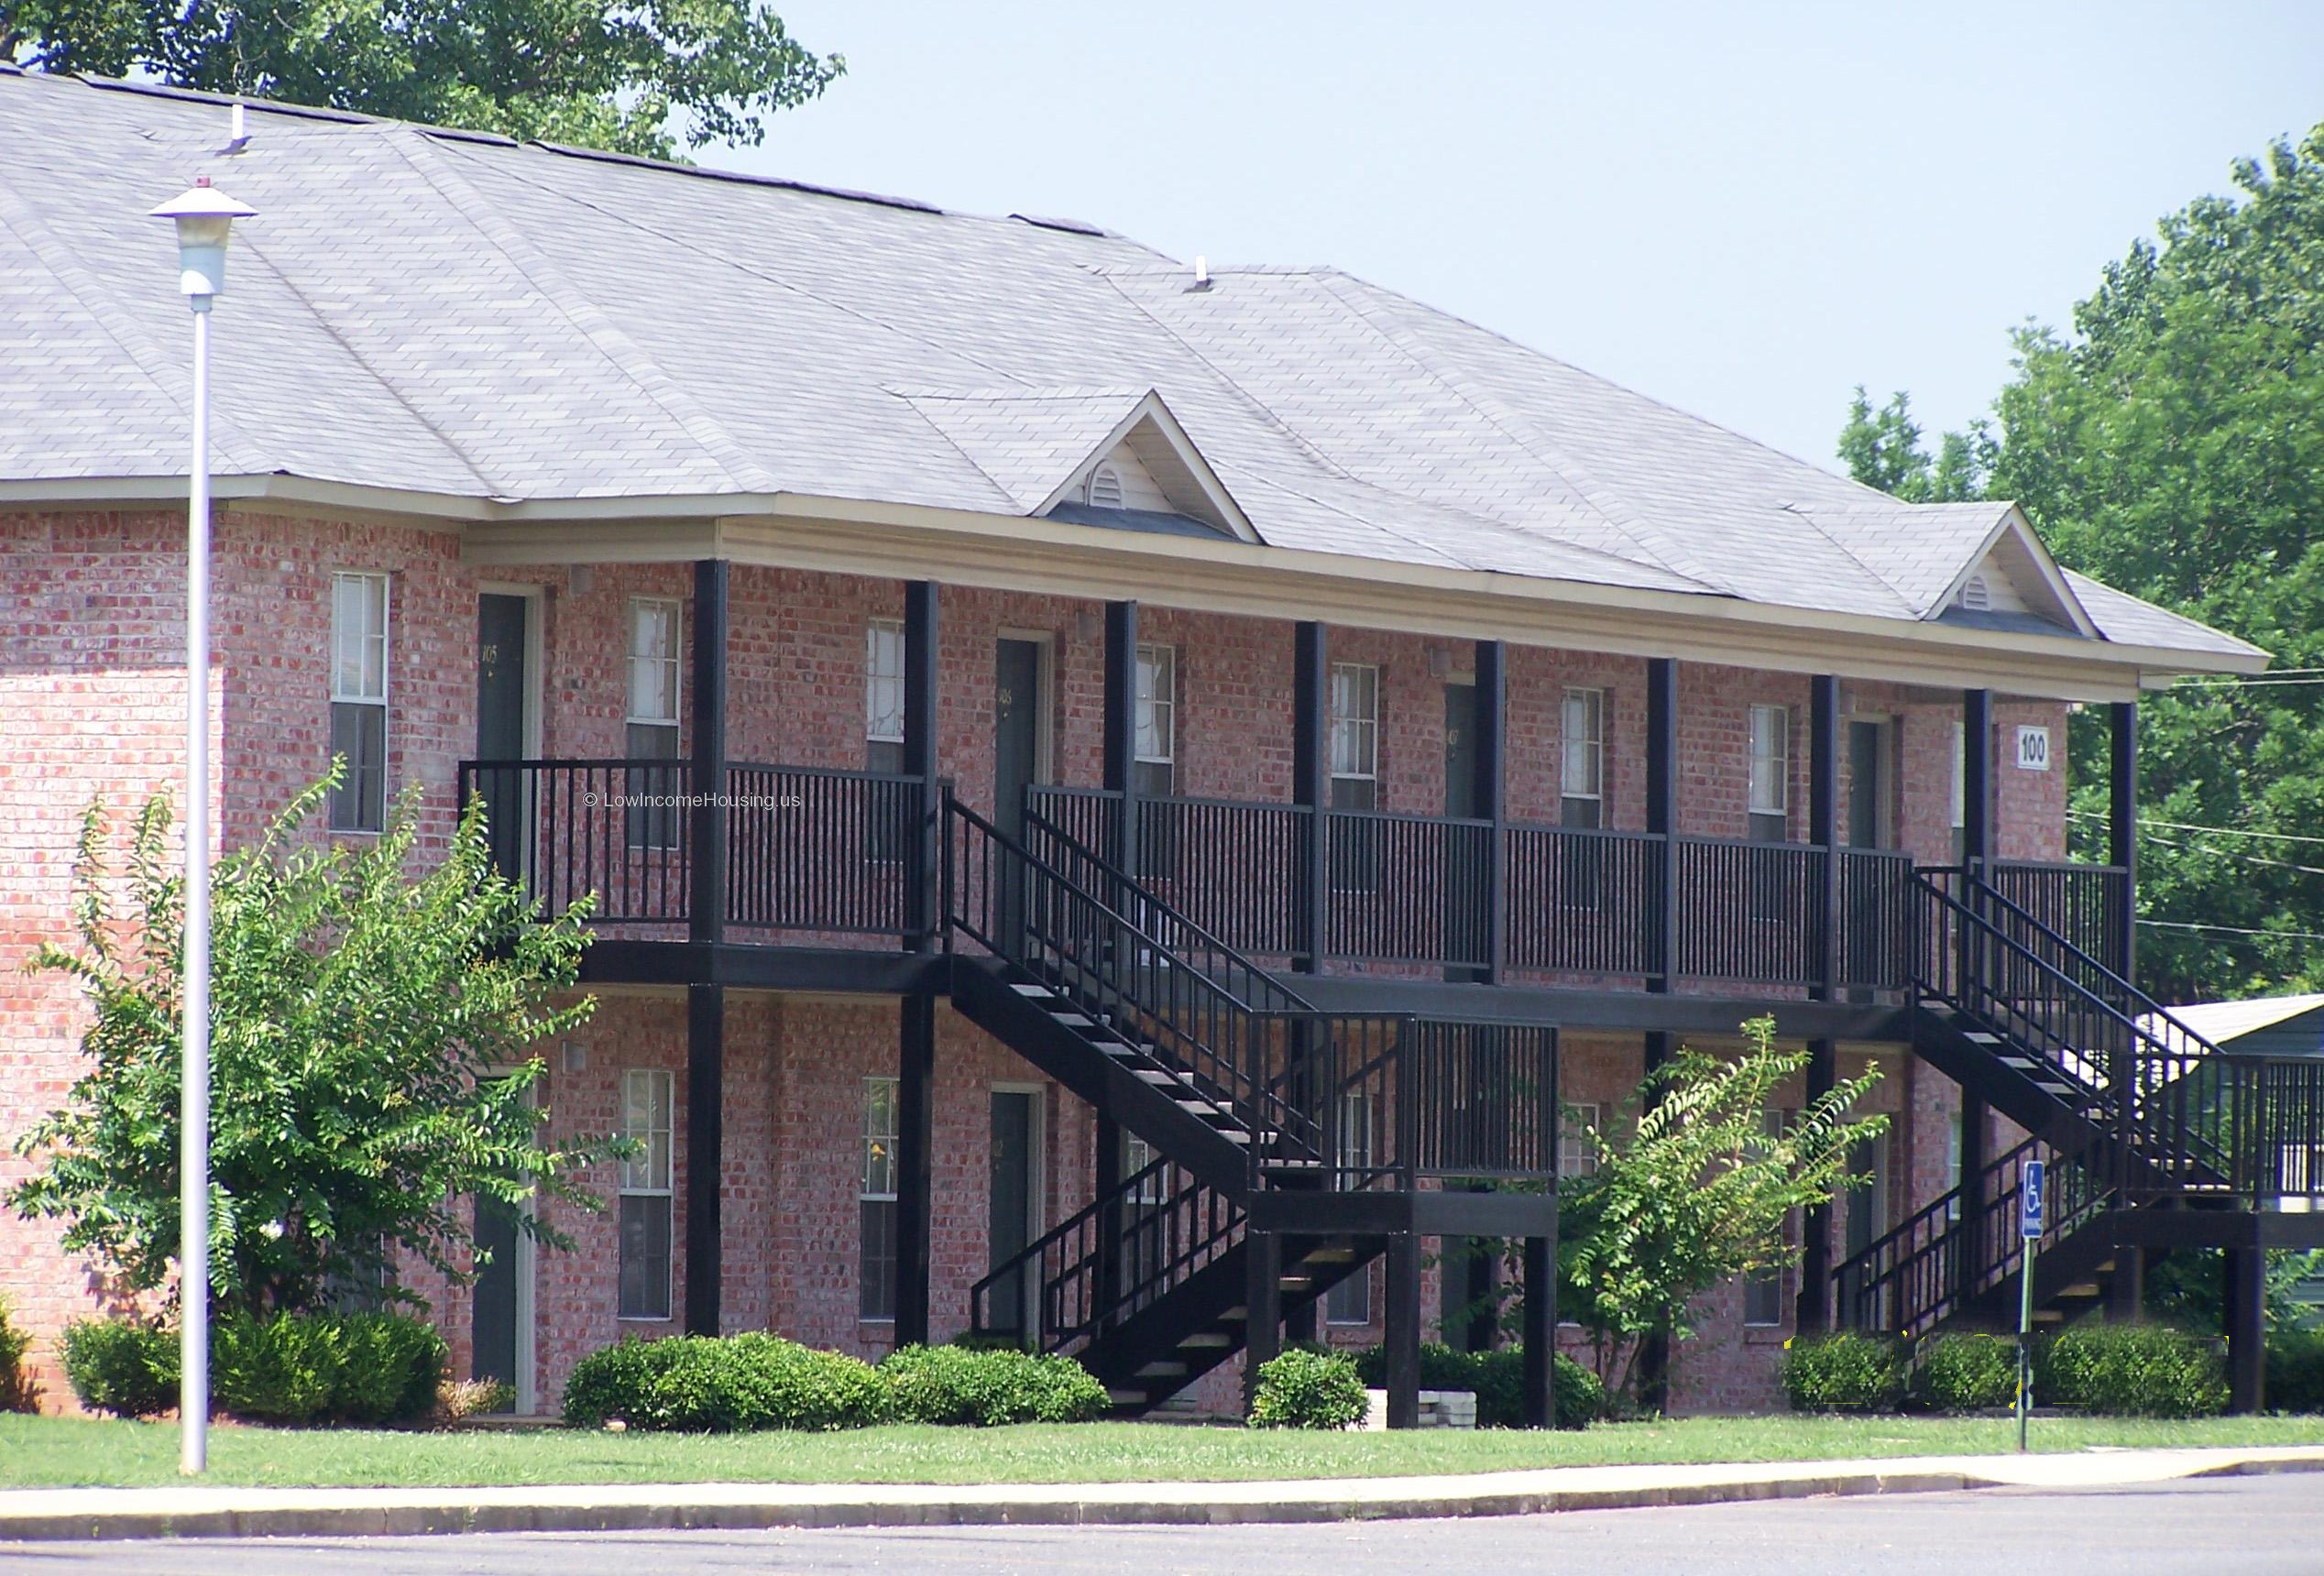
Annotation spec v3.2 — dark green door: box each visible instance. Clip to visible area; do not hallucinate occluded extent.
[471,1189,521,1398]
[993,640,1043,950]
[475,594,530,881]
[987,1090,1038,1338]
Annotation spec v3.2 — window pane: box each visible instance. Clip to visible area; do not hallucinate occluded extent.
[1135,644,1174,763]
[625,723,682,850]
[859,1198,897,1320]
[332,573,388,702]
[329,702,386,832]
[619,1194,672,1319]
[862,1078,898,1197]
[630,600,680,723]
[1561,689,1602,799]
[867,621,904,742]
[1748,705,1788,815]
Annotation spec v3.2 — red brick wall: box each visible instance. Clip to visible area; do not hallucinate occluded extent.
[0,505,2075,1414]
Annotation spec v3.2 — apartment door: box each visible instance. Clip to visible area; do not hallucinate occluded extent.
[475,593,532,881]
[993,639,1045,947]
[1843,719,1892,990]
[986,1089,1042,1339]
[1443,682,1486,981]
[1836,1130,1892,1329]
[470,1078,534,1411]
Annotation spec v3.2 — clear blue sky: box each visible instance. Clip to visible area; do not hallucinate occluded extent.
[714,1,2323,479]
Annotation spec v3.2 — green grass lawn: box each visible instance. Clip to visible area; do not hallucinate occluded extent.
[2,1413,2321,1491]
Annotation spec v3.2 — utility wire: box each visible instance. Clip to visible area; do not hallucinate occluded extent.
[2141,917,2324,944]
[2066,810,2324,848]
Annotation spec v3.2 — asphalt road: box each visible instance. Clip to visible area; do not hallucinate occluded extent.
[5,1474,2321,1575]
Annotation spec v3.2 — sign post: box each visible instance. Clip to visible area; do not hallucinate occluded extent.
[2017,1157,2045,1454]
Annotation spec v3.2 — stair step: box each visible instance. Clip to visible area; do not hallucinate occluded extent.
[1302,1248,1356,1264]
[1964,1031,2001,1044]
[1136,1363,1189,1378]
[1011,982,1058,997]
[1105,1387,1147,1405]
[1180,1332,1233,1348]
[1133,1069,1177,1084]
[1220,1131,1253,1144]
[1278,1275,1312,1290]
[1220,1307,1246,1321]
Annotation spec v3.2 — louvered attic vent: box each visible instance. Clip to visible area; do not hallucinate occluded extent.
[1959,574,1991,612]
[1086,464,1124,509]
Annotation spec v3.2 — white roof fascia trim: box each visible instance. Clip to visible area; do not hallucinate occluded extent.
[1028,389,1261,542]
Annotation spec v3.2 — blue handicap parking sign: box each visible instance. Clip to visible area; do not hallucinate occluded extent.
[2021,1159,2046,1239]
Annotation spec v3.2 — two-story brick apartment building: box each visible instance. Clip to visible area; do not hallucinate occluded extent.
[5,70,2317,1420]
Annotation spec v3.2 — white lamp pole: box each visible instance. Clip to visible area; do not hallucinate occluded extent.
[149,175,256,1478]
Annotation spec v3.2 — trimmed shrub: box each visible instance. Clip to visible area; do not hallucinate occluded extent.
[562,1333,891,1432]
[211,1311,445,1426]
[1914,1332,2020,1414]
[1778,1331,1907,1412]
[62,1319,178,1419]
[1247,1347,1368,1429]
[880,1344,1108,1426]
[1352,1342,1604,1429]
[329,1313,448,1425]
[2041,1324,2226,1417]
[0,1297,32,1414]
[2266,1326,2324,1415]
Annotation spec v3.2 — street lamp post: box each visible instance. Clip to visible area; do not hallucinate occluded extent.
[149,175,256,1478]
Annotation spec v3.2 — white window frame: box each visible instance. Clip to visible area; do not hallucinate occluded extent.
[860,1076,900,1322]
[328,571,390,833]
[627,596,683,738]
[1329,662,1380,791]
[1327,1090,1377,1325]
[1560,686,1604,824]
[1748,704,1790,821]
[1558,1101,1601,1180]
[1135,642,1176,773]
[866,618,904,748]
[617,1067,674,1322]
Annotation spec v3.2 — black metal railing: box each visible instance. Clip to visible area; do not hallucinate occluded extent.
[457,758,693,925]
[970,1156,1243,1353]
[723,762,925,935]
[1503,823,1663,975]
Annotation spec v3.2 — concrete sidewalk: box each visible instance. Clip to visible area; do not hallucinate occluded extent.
[1,1445,2319,1542]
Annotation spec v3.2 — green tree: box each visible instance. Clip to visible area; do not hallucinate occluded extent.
[1551,1017,1888,1409]
[0,0,843,159]
[1836,387,1990,502]
[10,770,619,1317]
[1840,126,2324,999]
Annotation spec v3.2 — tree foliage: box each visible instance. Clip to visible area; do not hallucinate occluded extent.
[0,0,844,159]
[1552,1017,1888,1408]
[1837,386,1990,502]
[1841,125,2324,999]
[9,770,618,1317]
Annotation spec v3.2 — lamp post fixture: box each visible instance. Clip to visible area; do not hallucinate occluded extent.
[149,174,256,1478]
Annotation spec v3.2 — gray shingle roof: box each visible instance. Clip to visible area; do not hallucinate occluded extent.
[0,70,2262,665]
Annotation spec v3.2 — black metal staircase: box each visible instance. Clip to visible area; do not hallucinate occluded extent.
[943,792,1556,1413]
[1836,866,2319,1341]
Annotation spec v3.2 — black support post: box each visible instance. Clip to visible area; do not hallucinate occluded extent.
[689,559,729,944]
[894,990,937,1347]
[1475,640,1508,984]
[1810,674,1840,998]
[1962,688,1993,870]
[1646,658,1679,990]
[2110,701,2138,987]
[1797,1039,1837,1335]
[1386,1233,1422,1428]
[1293,621,1331,973]
[684,983,724,1335]
[1103,601,1140,875]
[681,559,729,1340]
[1243,1230,1283,1415]
[1094,1110,1124,1330]
[2107,1243,2144,1324]
[1639,1023,1675,1414]
[1957,1092,1990,1310]
[904,581,940,947]
[2227,1247,2267,1414]
[1521,1233,1555,1428]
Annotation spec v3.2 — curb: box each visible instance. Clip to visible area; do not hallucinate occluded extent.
[1,1450,2319,1542]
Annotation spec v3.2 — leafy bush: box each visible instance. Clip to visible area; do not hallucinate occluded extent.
[2041,1324,2226,1418]
[1778,1331,1907,1412]
[62,1319,178,1418]
[2267,1326,2324,1415]
[437,1376,518,1423]
[880,1344,1107,1426]
[1247,1347,1368,1429]
[210,1310,444,1425]
[1353,1342,1604,1428]
[562,1333,891,1432]
[0,1297,32,1414]
[1914,1332,2020,1414]
[329,1312,449,1425]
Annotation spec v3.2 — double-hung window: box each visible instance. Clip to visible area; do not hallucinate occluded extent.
[1949,719,1968,863]
[860,1077,899,1321]
[1329,662,1381,891]
[1558,1101,1602,1180]
[1742,1108,1796,1327]
[626,597,683,850]
[865,620,907,861]
[1325,1091,1376,1323]
[1559,687,1606,908]
[328,572,389,833]
[1747,704,1791,920]
[618,1068,674,1321]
